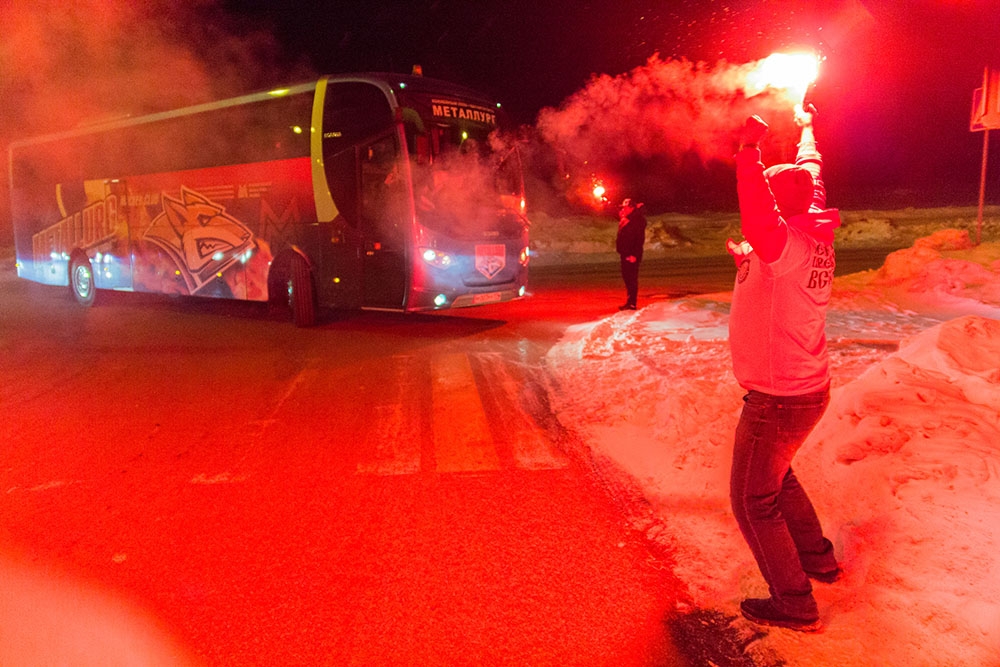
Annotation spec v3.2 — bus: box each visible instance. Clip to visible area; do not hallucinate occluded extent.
[8,72,530,326]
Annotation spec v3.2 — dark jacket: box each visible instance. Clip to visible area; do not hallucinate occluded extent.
[616,208,647,259]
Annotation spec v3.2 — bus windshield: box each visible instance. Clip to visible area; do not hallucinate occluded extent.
[401,103,525,239]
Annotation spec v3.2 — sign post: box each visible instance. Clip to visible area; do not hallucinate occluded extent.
[970,67,1000,245]
[978,129,989,246]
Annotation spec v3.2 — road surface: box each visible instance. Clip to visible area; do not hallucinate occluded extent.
[0,249,889,665]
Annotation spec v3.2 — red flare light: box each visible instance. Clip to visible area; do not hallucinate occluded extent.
[565,173,613,212]
[590,175,610,204]
[746,52,820,104]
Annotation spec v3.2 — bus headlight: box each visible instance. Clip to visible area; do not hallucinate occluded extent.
[421,247,453,269]
[519,246,530,266]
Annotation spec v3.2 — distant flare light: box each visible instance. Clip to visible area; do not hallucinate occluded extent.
[565,171,612,211]
[591,176,608,204]
[746,52,821,104]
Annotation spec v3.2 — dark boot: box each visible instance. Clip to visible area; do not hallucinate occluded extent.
[740,598,822,633]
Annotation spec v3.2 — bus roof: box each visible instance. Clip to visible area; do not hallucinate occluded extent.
[8,72,499,150]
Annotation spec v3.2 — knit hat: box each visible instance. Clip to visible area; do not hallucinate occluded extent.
[763,164,814,216]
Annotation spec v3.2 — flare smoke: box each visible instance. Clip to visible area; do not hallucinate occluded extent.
[534,54,807,212]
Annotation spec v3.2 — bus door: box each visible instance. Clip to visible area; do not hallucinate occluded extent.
[316,211,364,309]
[359,132,409,309]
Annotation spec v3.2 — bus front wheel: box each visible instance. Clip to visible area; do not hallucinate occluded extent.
[288,255,316,327]
[69,255,96,307]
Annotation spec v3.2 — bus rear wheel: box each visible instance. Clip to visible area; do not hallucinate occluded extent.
[288,255,316,327]
[69,255,96,307]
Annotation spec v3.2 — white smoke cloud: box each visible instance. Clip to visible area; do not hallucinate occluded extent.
[533,54,805,212]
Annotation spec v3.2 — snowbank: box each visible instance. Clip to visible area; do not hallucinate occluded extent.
[545,227,1000,665]
[529,205,1000,266]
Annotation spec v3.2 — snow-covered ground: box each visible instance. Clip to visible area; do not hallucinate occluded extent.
[540,207,1000,666]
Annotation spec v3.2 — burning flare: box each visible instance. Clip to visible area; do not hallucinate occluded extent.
[591,176,609,205]
[745,52,820,104]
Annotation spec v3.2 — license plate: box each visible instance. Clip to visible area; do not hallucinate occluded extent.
[472,291,502,305]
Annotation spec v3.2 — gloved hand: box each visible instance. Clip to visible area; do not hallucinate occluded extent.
[794,103,817,128]
[726,238,753,266]
[740,115,769,148]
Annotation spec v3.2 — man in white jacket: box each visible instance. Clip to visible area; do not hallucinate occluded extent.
[727,104,842,632]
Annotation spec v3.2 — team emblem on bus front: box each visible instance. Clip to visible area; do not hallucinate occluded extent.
[475,244,506,280]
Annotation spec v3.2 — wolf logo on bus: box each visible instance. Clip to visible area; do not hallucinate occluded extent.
[143,186,256,295]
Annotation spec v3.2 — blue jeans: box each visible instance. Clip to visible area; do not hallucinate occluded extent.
[730,388,837,619]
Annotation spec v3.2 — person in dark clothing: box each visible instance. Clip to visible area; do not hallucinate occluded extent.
[615,198,646,310]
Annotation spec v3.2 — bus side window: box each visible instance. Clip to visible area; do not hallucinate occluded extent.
[322,81,395,230]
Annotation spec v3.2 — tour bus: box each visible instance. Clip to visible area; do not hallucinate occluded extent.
[8,72,530,326]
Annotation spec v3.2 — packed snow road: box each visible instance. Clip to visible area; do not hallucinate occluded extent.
[0,243,895,665]
[1,259,696,666]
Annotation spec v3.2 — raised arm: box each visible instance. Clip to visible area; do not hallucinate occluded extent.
[793,104,826,211]
[735,116,787,263]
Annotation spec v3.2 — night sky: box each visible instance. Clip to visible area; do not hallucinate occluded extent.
[2,0,999,233]
[218,0,1000,207]
[225,2,993,118]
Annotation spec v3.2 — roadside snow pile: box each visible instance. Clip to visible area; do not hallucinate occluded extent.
[545,229,1000,666]
[793,315,1000,666]
[528,205,1000,265]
